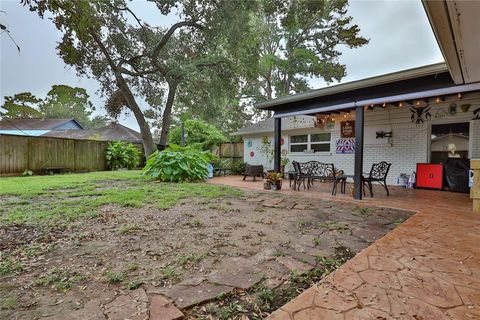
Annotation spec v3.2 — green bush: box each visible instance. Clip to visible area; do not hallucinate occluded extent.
[143,145,217,182]
[169,119,228,150]
[106,141,141,170]
[230,161,246,175]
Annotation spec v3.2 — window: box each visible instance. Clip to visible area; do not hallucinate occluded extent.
[289,133,331,153]
[290,135,308,152]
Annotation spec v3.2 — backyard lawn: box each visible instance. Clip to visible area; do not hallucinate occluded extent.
[0,171,412,319]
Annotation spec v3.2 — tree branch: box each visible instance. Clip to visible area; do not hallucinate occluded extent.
[151,21,204,59]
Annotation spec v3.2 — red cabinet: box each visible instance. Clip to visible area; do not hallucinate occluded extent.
[416,163,443,190]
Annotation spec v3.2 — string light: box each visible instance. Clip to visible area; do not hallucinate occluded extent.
[435,97,441,103]
[457,93,463,99]
[416,100,421,106]
[382,103,386,108]
[399,102,403,107]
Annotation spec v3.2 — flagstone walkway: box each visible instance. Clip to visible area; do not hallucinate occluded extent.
[210,176,480,320]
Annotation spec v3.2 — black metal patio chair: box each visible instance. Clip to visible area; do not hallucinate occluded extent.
[362,161,392,197]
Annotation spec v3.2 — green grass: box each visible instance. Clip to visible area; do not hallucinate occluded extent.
[104,271,125,284]
[118,223,141,234]
[0,257,24,275]
[159,266,181,280]
[176,252,208,267]
[35,267,86,291]
[0,170,243,226]
[0,296,18,310]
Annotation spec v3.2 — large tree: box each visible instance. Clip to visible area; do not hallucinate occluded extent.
[245,0,368,104]
[1,92,42,118]
[24,0,257,156]
[1,85,109,128]
[40,85,108,129]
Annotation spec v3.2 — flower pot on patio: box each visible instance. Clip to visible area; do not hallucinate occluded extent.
[263,179,272,190]
[271,180,282,190]
[265,171,283,191]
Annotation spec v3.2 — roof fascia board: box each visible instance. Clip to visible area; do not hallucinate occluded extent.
[274,82,480,118]
[256,63,448,109]
[422,0,464,84]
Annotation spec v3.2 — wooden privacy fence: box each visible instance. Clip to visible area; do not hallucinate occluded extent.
[212,142,243,164]
[0,135,109,175]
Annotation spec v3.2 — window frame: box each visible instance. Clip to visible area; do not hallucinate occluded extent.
[289,133,331,153]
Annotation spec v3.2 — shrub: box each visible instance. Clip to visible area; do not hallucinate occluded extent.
[143,144,216,182]
[230,161,246,175]
[169,119,228,150]
[106,141,141,170]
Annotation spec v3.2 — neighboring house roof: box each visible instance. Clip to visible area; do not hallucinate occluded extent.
[0,118,83,130]
[431,133,469,142]
[0,130,51,136]
[44,123,143,143]
[233,115,316,136]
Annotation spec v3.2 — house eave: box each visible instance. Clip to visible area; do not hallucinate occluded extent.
[255,63,449,110]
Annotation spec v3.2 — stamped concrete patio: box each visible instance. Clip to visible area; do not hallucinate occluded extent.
[210,176,480,320]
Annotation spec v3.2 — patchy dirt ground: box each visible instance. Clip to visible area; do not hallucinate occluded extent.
[0,179,413,320]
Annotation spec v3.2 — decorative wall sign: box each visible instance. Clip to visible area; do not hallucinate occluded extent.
[461,104,471,112]
[246,140,252,148]
[473,107,480,120]
[249,151,254,157]
[448,103,457,115]
[340,121,355,138]
[410,104,432,124]
[336,138,355,154]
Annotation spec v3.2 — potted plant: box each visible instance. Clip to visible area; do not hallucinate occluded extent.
[280,156,290,175]
[265,171,283,190]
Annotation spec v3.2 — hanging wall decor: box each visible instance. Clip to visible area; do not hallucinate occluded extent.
[448,103,457,115]
[473,107,480,120]
[336,139,355,154]
[249,151,255,157]
[247,140,252,148]
[410,104,432,124]
[340,121,355,138]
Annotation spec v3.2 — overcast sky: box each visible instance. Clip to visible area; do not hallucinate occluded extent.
[0,0,444,131]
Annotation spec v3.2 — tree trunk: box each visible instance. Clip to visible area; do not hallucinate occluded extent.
[115,74,157,156]
[159,81,179,147]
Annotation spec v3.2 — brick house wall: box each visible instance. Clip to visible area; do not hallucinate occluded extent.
[239,96,480,185]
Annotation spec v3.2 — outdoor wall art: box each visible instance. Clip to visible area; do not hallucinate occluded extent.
[410,104,432,124]
[247,140,252,148]
[249,151,254,157]
[473,107,480,120]
[340,121,355,138]
[336,138,355,154]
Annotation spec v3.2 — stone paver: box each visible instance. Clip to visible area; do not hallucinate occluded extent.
[206,257,263,289]
[210,176,480,320]
[103,288,148,320]
[158,282,234,309]
[149,295,184,320]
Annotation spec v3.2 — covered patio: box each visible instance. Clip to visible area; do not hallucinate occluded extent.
[209,175,480,319]
[254,64,479,203]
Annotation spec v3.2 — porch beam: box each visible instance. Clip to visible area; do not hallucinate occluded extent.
[274,117,281,172]
[354,106,364,200]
